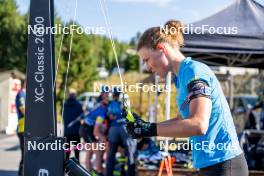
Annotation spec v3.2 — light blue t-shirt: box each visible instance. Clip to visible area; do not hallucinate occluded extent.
[174,57,242,168]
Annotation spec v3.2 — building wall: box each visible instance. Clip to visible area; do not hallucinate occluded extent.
[0,78,10,132]
[6,78,21,134]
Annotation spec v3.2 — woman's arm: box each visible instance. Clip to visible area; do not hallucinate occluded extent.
[157,97,211,137]
[159,114,182,125]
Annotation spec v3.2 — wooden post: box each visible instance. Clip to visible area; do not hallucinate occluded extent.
[154,73,159,123]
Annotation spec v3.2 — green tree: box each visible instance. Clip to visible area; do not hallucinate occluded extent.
[55,23,99,102]
[129,32,141,47]
[122,32,141,71]
[0,0,138,91]
[0,0,27,72]
[124,54,139,71]
[97,36,129,71]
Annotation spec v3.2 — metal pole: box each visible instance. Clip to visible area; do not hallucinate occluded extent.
[154,73,159,123]
[165,72,171,152]
[139,58,143,116]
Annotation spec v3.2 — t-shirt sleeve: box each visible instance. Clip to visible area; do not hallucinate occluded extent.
[182,67,212,88]
[182,66,212,101]
[95,108,106,124]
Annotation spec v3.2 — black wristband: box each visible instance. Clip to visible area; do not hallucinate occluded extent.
[150,123,157,136]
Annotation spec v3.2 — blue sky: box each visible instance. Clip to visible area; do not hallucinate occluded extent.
[16,0,264,43]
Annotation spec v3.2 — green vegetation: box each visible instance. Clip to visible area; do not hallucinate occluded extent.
[0,0,142,120]
[96,72,178,121]
[0,0,27,72]
[0,0,140,99]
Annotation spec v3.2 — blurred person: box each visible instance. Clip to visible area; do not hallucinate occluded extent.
[93,90,109,176]
[106,87,136,176]
[15,79,26,176]
[79,86,109,175]
[126,20,248,176]
[250,91,264,130]
[62,88,83,160]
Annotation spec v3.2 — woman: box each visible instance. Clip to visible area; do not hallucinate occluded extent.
[126,20,248,176]
[80,87,109,175]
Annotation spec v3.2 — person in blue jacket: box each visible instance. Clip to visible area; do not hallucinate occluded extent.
[62,88,83,160]
[126,20,248,176]
[15,79,26,176]
[106,87,136,176]
[80,86,109,175]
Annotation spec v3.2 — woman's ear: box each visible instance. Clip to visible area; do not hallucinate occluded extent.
[156,43,168,57]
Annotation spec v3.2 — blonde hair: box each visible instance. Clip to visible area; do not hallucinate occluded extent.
[137,20,184,51]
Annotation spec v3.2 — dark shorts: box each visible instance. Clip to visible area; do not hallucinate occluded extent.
[79,124,97,143]
[199,153,249,176]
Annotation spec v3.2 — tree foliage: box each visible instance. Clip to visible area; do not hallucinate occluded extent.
[55,23,99,101]
[0,0,141,97]
[0,0,27,72]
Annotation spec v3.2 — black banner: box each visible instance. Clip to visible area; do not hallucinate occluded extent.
[25,0,56,137]
[24,136,65,176]
[24,0,65,175]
